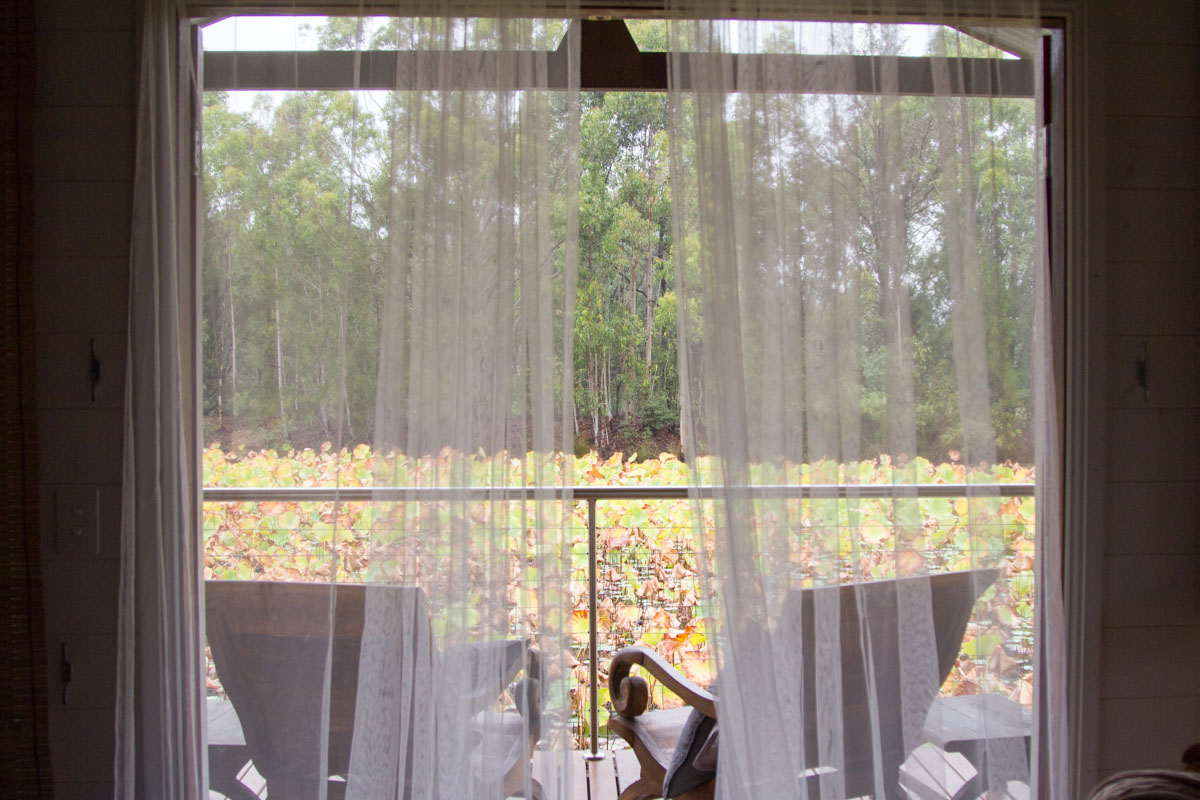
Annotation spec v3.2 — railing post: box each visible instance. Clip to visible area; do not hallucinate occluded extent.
[585,496,605,764]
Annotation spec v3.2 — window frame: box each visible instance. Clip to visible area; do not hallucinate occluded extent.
[185,4,1093,792]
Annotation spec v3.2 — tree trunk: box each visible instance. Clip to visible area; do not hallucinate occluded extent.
[227,233,238,418]
[590,354,599,442]
[876,97,916,462]
[937,94,997,466]
[602,353,611,419]
[644,249,655,376]
[273,261,288,440]
[644,134,658,378]
[630,263,637,318]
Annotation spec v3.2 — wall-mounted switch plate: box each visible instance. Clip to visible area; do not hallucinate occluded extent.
[55,487,100,556]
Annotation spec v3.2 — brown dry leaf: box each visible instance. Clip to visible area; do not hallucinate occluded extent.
[259,501,288,517]
[1010,676,1034,706]
[569,579,587,602]
[896,548,925,576]
[1011,551,1035,572]
[680,659,713,686]
[606,531,631,548]
[988,646,1019,679]
[615,604,642,631]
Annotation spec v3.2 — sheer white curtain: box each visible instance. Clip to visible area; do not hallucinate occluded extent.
[664,2,1061,797]
[124,2,580,799]
[122,1,1064,797]
[347,7,580,800]
[118,0,205,797]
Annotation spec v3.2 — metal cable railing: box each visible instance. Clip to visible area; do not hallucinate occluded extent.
[202,482,1036,759]
[205,483,1034,502]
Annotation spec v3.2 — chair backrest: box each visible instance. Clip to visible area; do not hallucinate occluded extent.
[784,568,997,798]
[205,581,429,787]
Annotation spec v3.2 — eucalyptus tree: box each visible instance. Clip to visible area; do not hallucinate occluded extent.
[201,92,259,428]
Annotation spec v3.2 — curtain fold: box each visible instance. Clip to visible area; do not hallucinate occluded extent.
[117,1,206,798]
[122,2,1063,798]
[664,4,1055,797]
[347,9,580,799]
[186,6,581,798]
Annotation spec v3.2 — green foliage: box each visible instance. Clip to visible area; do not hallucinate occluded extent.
[201,17,1037,466]
[202,88,384,449]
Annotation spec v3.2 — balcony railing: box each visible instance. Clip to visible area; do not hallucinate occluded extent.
[202,481,1035,758]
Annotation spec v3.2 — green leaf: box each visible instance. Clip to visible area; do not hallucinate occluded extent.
[962,634,1003,658]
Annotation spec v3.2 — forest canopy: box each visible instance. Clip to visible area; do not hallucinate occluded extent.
[200,19,1036,465]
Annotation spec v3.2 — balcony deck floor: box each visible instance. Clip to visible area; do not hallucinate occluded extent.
[212,742,642,799]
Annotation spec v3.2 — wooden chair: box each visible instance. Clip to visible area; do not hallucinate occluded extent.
[1088,771,1200,800]
[608,569,998,800]
[205,580,540,800]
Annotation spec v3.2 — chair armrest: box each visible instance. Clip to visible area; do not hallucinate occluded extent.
[608,646,716,720]
[511,677,541,743]
[443,638,536,717]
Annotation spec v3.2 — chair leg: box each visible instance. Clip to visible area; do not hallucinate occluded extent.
[264,776,328,800]
[677,782,715,800]
[502,770,544,799]
[208,745,256,800]
[513,777,544,800]
[617,777,662,800]
[208,777,259,800]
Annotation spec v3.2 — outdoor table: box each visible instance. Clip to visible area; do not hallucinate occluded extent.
[922,693,1033,794]
[208,695,258,799]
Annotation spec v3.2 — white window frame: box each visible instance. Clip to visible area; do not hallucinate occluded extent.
[184,3,1097,792]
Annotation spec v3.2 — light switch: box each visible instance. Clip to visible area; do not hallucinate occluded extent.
[55,487,100,556]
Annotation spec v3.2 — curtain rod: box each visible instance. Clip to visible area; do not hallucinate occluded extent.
[202,49,1033,95]
[202,18,1032,96]
[186,2,1042,26]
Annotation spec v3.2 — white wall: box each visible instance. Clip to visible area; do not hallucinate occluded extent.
[29,0,1199,794]
[34,0,134,796]
[1091,0,1200,781]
